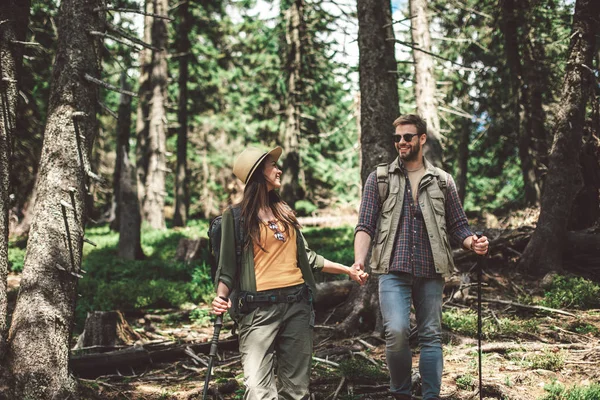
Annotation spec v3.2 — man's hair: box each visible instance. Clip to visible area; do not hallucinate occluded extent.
[393,114,427,135]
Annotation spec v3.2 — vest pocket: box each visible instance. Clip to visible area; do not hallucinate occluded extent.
[370,229,388,268]
[430,194,445,216]
[381,189,398,215]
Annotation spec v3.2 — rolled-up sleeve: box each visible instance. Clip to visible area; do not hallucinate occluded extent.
[445,174,473,246]
[216,208,236,290]
[355,171,380,239]
[302,233,325,271]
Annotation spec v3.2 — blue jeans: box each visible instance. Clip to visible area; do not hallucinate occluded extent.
[379,272,444,400]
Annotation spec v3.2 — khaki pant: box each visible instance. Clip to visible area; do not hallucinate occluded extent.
[238,295,314,400]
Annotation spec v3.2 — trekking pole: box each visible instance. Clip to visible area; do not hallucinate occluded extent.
[475,231,486,400]
[202,296,228,400]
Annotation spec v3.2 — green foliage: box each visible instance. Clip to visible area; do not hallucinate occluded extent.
[294,200,318,217]
[8,245,25,273]
[190,308,212,326]
[539,275,600,309]
[456,373,476,391]
[540,381,600,400]
[442,308,539,339]
[76,223,213,329]
[569,321,599,336]
[337,358,387,381]
[302,226,354,278]
[528,350,565,371]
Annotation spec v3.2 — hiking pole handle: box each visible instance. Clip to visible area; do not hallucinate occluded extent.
[209,314,223,357]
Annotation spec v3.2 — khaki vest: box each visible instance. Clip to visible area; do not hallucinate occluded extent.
[369,158,456,278]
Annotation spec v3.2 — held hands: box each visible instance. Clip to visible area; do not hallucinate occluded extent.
[468,234,489,256]
[348,262,369,285]
[211,296,231,315]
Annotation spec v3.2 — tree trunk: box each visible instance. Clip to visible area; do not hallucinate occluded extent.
[499,0,547,206]
[280,0,306,208]
[409,0,443,167]
[455,97,470,203]
[519,0,598,274]
[116,76,144,260]
[338,0,401,336]
[0,0,31,359]
[73,311,141,350]
[173,0,191,227]
[141,0,168,230]
[357,0,399,183]
[109,73,130,232]
[135,0,153,222]
[5,0,104,397]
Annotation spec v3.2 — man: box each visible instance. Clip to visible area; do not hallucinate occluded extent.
[353,114,489,400]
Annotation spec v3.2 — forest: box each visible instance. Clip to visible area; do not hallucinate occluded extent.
[0,0,599,399]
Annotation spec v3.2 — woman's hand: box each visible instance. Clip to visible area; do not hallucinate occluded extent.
[348,263,369,286]
[212,295,231,315]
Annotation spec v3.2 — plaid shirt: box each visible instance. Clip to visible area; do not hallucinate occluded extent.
[356,164,472,278]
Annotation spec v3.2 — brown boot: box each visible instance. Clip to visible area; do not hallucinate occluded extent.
[391,394,412,400]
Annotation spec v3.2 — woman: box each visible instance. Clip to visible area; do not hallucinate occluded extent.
[212,145,367,400]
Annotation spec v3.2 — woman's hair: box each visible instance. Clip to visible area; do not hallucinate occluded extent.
[240,159,299,251]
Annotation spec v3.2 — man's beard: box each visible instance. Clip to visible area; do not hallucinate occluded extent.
[399,141,421,161]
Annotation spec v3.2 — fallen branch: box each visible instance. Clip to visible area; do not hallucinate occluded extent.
[466,296,576,317]
[70,338,238,378]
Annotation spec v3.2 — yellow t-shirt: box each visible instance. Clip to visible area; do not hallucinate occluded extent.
[253,220,304,291]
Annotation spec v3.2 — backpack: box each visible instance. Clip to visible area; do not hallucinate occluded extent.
[376,163,448,205]
[207,206,244,324]
[207,205,243,283]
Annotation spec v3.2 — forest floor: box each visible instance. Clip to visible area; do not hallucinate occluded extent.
[71,271,600,400]
[71,270,600,400]
[9,208,599,400]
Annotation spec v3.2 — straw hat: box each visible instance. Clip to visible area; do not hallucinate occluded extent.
[233,146,283,184]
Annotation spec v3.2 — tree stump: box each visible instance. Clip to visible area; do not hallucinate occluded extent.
[73,311,141,351]
[175,237,208,263]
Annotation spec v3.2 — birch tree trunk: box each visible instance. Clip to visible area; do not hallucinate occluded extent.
[519,0,598,273]
[0,0,31,359]
[173,0,191,227]
[5,0,104,397]
[410,0,443,167]
[280,0,306,208]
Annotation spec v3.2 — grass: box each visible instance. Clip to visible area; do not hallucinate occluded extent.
[540,381,600,400]
[456,373,476,391]
[442,308,540,340]
[539,275,600,309]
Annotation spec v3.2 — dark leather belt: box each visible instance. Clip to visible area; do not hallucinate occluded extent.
[242,284,309,305]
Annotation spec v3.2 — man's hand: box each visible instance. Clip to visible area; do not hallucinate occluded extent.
[348,263,369,285]
[211,296,231,315]
[467,234,489,256]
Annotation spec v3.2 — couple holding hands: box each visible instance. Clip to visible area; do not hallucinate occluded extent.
[212,114,489,400]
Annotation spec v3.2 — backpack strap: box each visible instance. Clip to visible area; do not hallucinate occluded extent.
[230,205,243,264]
[376,163,390,206]
[433,167,448,199]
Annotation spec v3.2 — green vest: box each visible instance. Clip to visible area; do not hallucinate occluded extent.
[369,157,456,278]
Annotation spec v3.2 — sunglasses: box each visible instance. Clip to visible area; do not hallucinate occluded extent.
[267,220,286,242]
[393,133,420,143]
